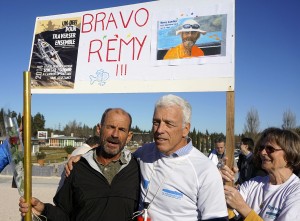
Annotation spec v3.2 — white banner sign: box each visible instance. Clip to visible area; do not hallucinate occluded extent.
[29,0,235,94]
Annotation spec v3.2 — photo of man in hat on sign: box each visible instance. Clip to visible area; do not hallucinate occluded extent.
[163,19,207,60]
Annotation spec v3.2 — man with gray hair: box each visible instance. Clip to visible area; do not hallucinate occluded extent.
[164,19,207,60]
[133,94,228,221]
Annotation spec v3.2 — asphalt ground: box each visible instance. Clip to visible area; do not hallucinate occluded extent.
[0,175,60,221]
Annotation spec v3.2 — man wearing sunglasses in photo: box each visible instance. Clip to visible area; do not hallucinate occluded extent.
[221,127,300,220]
[163,19,206,60]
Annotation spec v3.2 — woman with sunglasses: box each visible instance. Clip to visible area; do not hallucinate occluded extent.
[221,127,300,220]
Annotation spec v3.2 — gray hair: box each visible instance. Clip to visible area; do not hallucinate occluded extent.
[155,94,192,126]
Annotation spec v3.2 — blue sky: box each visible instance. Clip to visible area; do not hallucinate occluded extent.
[0,0,299,135]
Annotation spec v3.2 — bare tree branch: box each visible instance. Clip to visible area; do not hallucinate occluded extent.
[282,109,297,129]
[243,108,260,139]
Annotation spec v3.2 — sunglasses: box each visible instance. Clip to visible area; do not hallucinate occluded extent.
[182,24,200,29]
[258,145,283,154]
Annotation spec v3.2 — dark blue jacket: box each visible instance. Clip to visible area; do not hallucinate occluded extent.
[0,140,10,172]
[43,152,140,221]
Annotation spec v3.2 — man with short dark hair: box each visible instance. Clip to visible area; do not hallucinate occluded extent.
[237,137,266,185]
[19,108,140,221]
[208,137,226,168]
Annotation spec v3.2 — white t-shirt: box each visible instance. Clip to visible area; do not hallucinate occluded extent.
[134,141,228,221]
[239,174,300,220]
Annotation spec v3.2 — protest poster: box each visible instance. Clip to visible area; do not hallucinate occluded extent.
[29,0,235,94]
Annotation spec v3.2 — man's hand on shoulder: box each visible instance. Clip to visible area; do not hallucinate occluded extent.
[65,155,82,177]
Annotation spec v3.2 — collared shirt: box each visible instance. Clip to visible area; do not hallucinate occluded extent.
[245,151,253,159]
[160,138,193,158]
[93,150,128,184]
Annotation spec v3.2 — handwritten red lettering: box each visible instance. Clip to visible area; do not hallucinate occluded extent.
[106,13,118,30]
[119,10,134,28]
[119,38,135,61]
[115,64,127,76]
[88,36,147,63]
[81,7,149,33]
[135,8,149,27]
[106,39,118,62]
[135,35,147,60]
[95,12,106,32]
[88,40,103,62]
[83,7,150,75]
[81,14,93,33]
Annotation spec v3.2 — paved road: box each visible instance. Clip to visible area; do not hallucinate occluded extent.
[0,175,60,221]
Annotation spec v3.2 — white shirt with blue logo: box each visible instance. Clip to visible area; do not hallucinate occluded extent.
[134,140,228,221]
[239,174,300,220]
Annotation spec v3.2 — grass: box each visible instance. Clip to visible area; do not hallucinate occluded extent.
[32,147,68,164]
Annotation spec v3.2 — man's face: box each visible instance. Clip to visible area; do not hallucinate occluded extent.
[152,105,190,156]
[215,142,225,155]
[99,110,132,156]
[240,142,248,155]
[181,31,200,48]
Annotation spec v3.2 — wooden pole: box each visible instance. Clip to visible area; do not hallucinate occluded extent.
[23,71,32,221]
[226,90,235,186]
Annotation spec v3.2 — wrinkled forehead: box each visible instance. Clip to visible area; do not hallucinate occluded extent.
[153,105,183,117]
[216,142,225,148]
[104,110,130,126]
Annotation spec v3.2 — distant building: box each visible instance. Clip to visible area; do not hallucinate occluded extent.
[126,132,153,152]
[48,135,84,148]
[131,132,152,144]
[0,133,85,149]
[1,131,153,150]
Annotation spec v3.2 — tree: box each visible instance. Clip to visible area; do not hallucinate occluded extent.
[63,120,81,136]
[0,108,4,136]
[81,124,94,137]
[17,113,22,126]
[64,145,75,154]
[196,130,202,151]
[282,109,296,130]
[243,108,260,139]
[32,112,46,137]
[35,151,46,160]
[205,130,210,153]
[189,128,197,147]
[63,120,94,138]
